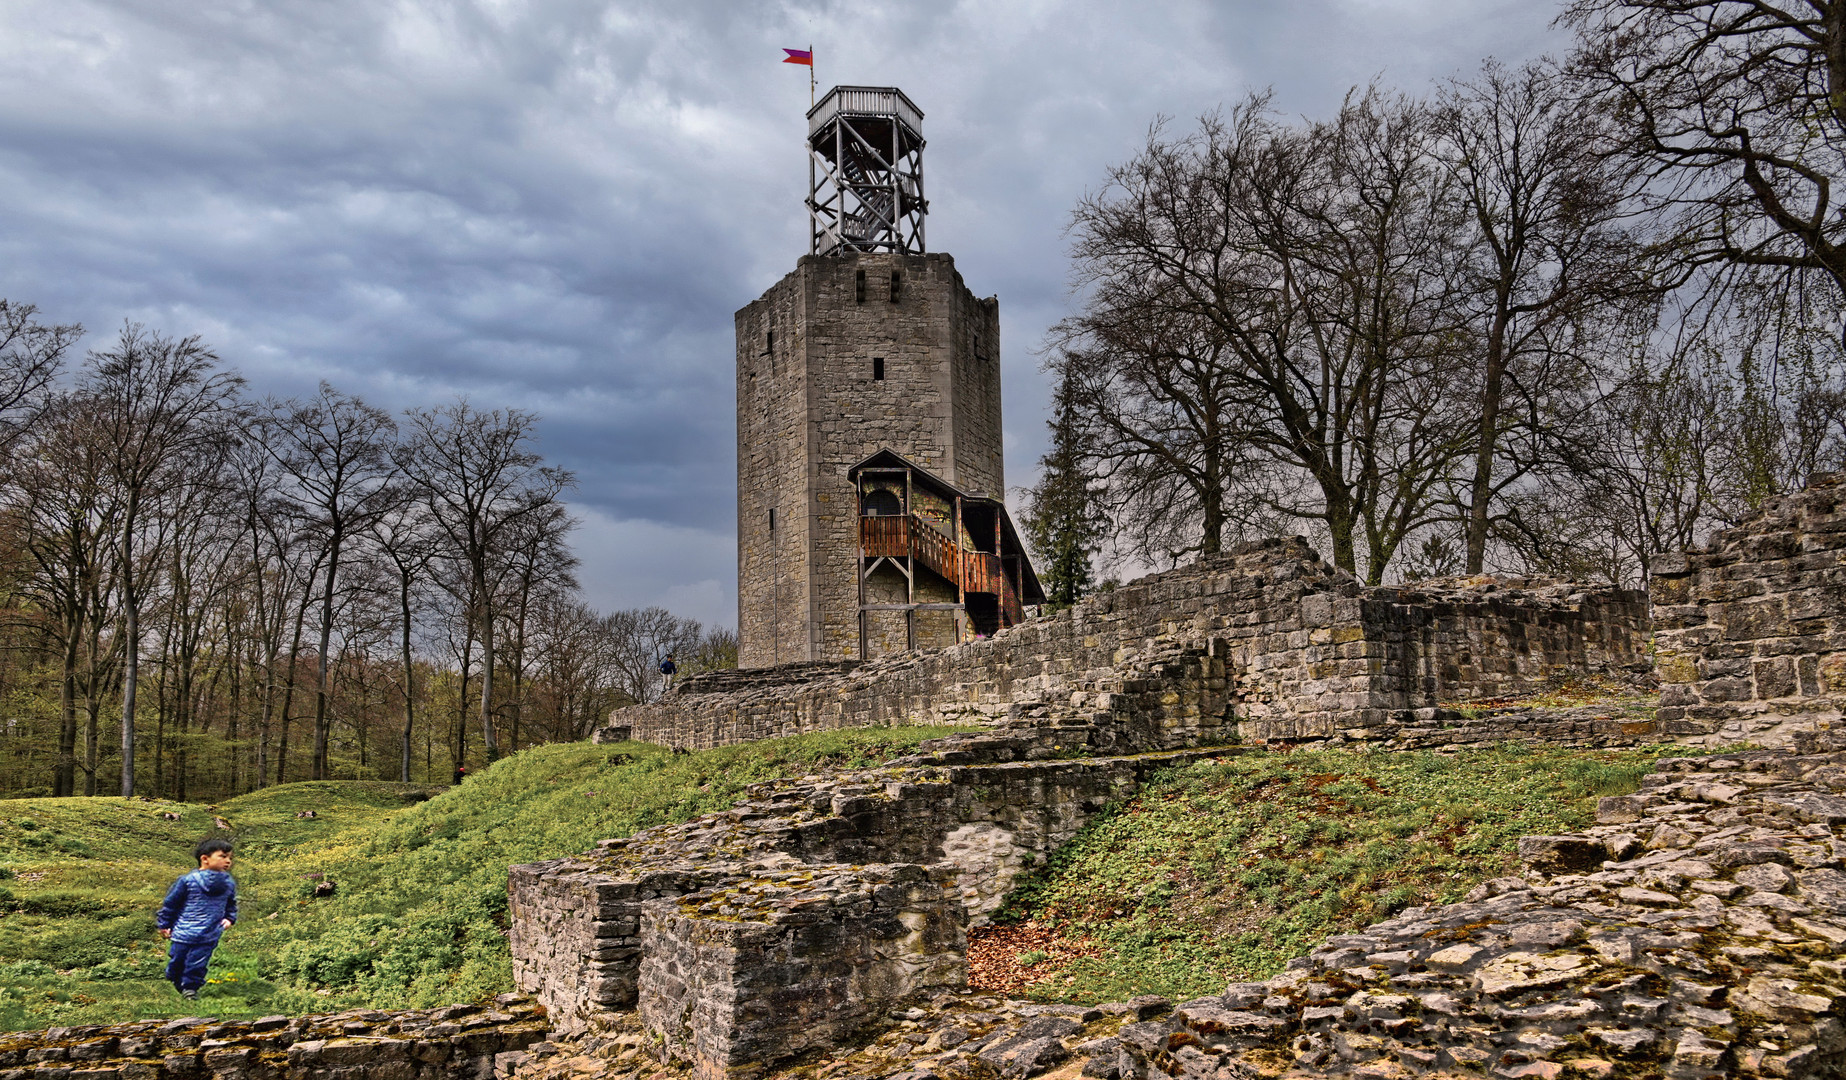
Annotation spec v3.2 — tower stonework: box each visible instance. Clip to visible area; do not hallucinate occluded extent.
[736,251,1004,668]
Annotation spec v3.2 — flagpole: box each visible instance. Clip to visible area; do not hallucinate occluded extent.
[810,43,815,107]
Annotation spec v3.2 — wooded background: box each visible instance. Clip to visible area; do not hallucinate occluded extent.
[0,316,734,801]
[1025,1,1846,603]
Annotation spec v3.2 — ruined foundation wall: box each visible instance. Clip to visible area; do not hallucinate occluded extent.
[606,539,1650,749]
[510,727,1223,1052]
[1363,580,1651,705]
[0,1001,546,1080]
[1652,472,1846,746]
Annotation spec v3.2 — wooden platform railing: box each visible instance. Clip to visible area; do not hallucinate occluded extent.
[859,515,1023,626]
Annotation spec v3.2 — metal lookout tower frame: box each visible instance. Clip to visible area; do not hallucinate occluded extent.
[807,86,927,255]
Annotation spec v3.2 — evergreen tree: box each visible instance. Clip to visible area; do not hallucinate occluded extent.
[1024,370,1107,609]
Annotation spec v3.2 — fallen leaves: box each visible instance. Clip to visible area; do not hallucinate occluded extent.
[966,922,1103,995]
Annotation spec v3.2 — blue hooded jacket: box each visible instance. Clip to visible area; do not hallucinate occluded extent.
[156,869,238,944]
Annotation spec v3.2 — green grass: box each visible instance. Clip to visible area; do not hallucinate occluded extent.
[0,725,974,1031]
[991,743,1688,1005]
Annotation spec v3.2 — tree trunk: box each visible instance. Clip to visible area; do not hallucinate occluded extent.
[400,572,415,783]
[83,696,101,797]
[119,513,138,797]
[478,588,499,763]
[258,633,279,789]
[312,536,341,780]
[1324,487,1359,576]
[1199,448,1224,556]
[275,569,316,786]
[1465,302,1512,574]
[56,617,79,798]
[227,632,242,794]
[83,612,107,797]
[455,631,473,777]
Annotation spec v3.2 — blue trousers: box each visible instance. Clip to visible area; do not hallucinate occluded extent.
[166,938,217,991]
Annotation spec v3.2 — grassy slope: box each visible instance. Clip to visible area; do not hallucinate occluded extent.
[0,726,972,1031]
[991,743,1684,1004]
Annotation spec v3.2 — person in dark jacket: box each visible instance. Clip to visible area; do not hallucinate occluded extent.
[155,838,238,999]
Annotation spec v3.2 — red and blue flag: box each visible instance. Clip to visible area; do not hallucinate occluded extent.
[782,48,812,66]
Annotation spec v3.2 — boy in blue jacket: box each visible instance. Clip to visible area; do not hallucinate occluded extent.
[155,838,238,999]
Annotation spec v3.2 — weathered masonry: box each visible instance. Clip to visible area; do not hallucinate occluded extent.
[606,538,1652,751]
[736,85,1042,668]
[512,714,1231,1076]
[1654,471,1846,747]
[0,999,546,1080]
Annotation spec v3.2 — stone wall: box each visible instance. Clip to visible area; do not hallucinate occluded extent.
[606,539,1650,750]
[0,1000,546,1080]
[637,864,964,1078]
[510,711,1229,1071]
[1363,577,1650,705]
[1129,737,1846,1080]
[1653,472,1846,746]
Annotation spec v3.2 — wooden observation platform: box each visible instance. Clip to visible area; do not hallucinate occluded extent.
[808,86,928,255]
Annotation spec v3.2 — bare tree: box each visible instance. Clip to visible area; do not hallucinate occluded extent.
[2,393,120,796]
[1059,91,1477,580]
[1563,0,1846,297]
[0,300,81,454]
[149,445,243,799]
[368,495,432,782]
[1438,58,1650,572]
[260,384,398,780]
[397,399,573,762]
[83,324,243,796]
[495,502,578,753]
[607,606,703,705]
[528,597,625,741]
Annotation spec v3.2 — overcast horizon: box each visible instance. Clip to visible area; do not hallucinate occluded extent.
[0,0,1562,630]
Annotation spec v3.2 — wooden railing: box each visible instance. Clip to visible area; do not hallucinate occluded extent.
[859,514,909,560]
[859,515,1022,627]
[808,86,924,137]
[1001,579,1024,626]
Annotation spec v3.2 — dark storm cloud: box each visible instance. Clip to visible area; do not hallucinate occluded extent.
[0,0,1559,627]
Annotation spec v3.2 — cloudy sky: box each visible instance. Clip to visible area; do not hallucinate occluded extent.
[0,0,1560,629]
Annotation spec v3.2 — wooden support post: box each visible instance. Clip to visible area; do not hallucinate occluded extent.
[904,468,915,651]
[856,475,867,660]
[954,495,965,643]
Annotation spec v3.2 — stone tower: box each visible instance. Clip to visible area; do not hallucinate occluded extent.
[735,87,1039,668]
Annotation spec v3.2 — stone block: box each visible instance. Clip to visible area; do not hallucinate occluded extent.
[637,865,964,1078]
[1517,835,1607,874]
[1755,656,1801,699]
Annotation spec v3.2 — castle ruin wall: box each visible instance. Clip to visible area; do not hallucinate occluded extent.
[1653,471,1846,746]
[0,1001,547,1080]
[510,728,1224,1060]
[604,539,1650,751]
